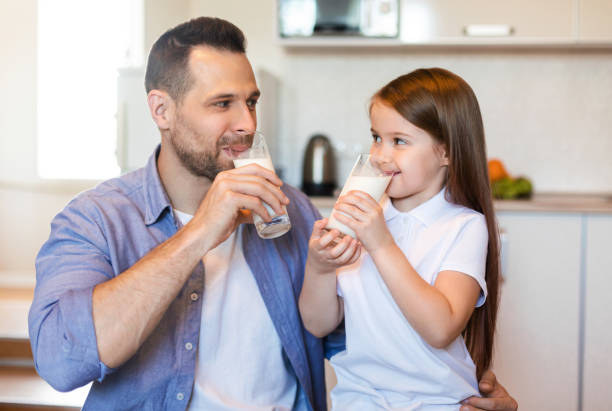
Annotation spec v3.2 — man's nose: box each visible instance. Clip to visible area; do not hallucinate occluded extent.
[233,103,256,135]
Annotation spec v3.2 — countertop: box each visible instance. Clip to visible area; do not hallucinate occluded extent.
[309,193,612,214]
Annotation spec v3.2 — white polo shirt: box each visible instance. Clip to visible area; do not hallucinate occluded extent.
[330,188,488,410]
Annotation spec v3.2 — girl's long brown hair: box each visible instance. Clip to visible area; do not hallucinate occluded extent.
[374,68,500,379]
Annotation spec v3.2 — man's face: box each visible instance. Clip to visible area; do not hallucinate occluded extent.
[168,46,260,180]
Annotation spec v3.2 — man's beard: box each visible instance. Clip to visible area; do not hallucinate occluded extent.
[169,130,233,181]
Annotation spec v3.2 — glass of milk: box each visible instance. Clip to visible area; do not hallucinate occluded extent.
[232,132,292,239]
[326,153,391,238]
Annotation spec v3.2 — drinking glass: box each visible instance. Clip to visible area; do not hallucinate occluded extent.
[233,132,292,239]
[326,153,391,238]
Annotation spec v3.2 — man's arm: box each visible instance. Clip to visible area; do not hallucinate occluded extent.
[93,164,289,368]
[29,164,288,391]
[460,370,518,411]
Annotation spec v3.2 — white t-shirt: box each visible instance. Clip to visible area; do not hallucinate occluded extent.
[330,189,489,410]
[174,210,298,411]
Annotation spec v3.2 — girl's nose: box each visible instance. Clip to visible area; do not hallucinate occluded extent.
[370,145,391,166]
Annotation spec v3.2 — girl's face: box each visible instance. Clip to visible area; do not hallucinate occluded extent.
[369,99,449,212]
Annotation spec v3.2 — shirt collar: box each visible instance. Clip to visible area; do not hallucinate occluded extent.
[383,187,451,227]
[143,144,173,225]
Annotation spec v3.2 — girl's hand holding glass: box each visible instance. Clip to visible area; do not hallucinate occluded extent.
[306,219,361,274]
[332,190,394,255]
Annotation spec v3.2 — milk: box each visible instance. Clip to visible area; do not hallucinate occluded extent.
[233,157,274,171]
[326,175,391,238]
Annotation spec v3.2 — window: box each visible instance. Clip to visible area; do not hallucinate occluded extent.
[37,0,143,179]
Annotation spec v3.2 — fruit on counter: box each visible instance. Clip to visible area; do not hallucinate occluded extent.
[487,158,533,200]
[487,158,509,182]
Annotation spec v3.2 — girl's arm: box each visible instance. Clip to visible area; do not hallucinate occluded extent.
[370,247,480,349]
[334,191,480,349]
[298,219,360,338]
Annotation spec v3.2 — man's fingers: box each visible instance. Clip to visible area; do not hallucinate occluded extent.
[461,394,517,411]
[232,193,272,222]
[478,369,497,394]
[219,177,287,215]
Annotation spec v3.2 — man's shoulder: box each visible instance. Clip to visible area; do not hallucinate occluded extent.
[64,167,147,216]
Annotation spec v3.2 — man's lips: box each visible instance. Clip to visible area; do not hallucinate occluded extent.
[222,144,250,157]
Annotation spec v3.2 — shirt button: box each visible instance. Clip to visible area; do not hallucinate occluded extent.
[185,342,193,350]
[177,392,184,401]
[190,292,199,301]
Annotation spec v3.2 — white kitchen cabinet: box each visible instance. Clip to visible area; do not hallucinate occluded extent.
[400,0,575,44]
[579,0,612,42]
[493,212,581,411]
[582,215,612,411]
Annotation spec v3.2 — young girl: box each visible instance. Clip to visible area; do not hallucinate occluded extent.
[299,68,500,410]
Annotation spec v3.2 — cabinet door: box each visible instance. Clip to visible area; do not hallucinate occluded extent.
[583,215,612,410]
[401,0,574,44]
[579,0,612,42]
[493,213,580,411]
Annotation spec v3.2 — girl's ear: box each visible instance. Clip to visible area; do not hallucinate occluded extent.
[438,144,450,166]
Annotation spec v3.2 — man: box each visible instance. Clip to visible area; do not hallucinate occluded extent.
[29,17,517,411]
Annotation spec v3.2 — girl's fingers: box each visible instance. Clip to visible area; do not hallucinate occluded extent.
[311,219,328,239]
[334,203,367,222]
[328,235,353,259]
[318,228,342,248]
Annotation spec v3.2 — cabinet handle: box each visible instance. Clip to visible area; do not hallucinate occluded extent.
[499,228,508,280]
[463,24,515,37]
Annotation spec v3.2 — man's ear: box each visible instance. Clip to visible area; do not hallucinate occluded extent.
[147,90,174,131]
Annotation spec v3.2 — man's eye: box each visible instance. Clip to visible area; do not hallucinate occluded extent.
[214,101,230,108]
[247,99,258,109]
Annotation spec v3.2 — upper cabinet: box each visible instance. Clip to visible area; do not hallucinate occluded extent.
[278,0,612,47]
[400,0,574,45]
[579,0,612,43]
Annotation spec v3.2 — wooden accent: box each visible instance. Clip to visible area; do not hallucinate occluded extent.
[0,405,79,411]
[0,339,32,360]
[0,367,87,409]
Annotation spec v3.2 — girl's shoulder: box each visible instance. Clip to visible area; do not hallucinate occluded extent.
[437,201,486,232]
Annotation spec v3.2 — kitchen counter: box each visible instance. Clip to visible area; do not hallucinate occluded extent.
[309,193,612,214]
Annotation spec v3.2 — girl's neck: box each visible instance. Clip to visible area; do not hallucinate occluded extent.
[391,182,445,213]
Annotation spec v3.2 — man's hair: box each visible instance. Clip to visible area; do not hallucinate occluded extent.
[145,17,246,102]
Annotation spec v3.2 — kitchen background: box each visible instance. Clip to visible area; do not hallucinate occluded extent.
[1,0,611,410]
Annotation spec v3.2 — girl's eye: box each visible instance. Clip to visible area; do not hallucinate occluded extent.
[372,134,381,143]
[394,138,407,145]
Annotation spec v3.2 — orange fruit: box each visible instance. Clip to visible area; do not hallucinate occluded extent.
[488,158,509,182]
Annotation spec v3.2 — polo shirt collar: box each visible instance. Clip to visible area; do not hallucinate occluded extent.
[143,144,173,225]
[383,188,450,227]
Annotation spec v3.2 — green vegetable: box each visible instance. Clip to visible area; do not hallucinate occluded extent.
[492,176,533,199]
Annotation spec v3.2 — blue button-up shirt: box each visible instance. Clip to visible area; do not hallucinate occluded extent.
[29,147,345,410]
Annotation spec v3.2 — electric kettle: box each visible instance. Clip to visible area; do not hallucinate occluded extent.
[301,134,336,196]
